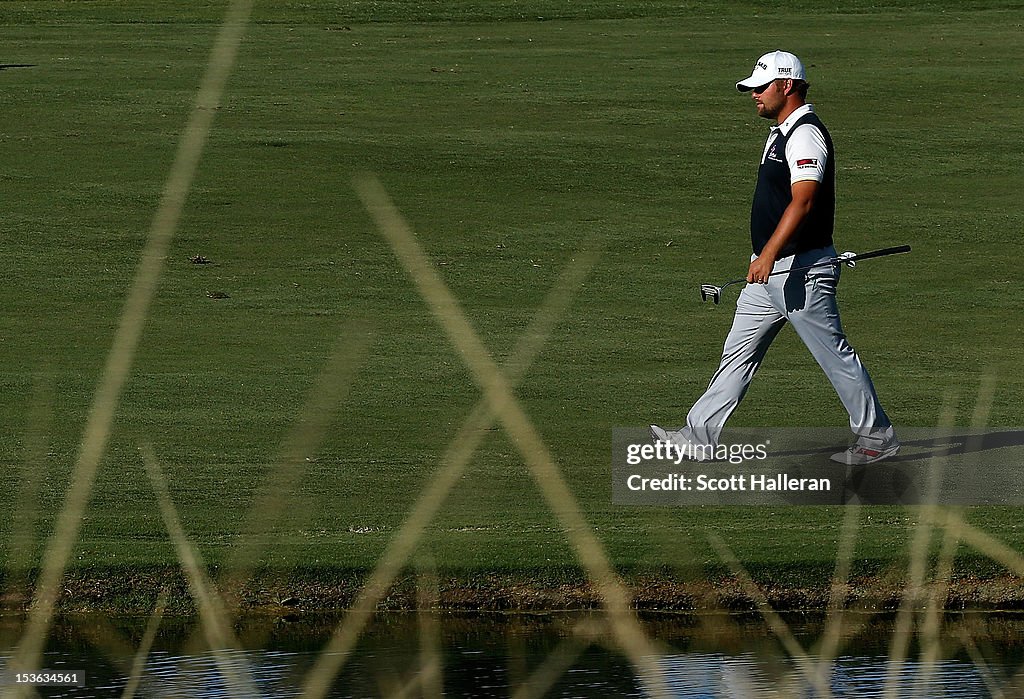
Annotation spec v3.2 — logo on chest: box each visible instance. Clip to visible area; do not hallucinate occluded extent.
[766,142,784,163]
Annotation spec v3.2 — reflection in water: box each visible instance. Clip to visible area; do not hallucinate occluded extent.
[1,612,1022,697]
[661,653,1000,697]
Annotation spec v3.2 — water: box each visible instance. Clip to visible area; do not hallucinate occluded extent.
[2,612,1022,697]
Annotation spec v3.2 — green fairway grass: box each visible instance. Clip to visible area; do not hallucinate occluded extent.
[1,1,1022,605]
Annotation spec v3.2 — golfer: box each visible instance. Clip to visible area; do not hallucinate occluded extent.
[652,50,900,465]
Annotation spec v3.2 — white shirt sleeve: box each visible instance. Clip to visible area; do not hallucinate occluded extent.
[785,123,828,184]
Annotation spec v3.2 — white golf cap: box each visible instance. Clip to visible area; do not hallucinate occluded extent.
[736,50,806,92]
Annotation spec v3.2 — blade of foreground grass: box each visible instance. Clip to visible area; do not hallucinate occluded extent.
[707,532,831,698]
[121,589,169,699]
[0,374,53,647]
[813,504,864,680]
[140,443,260,698]
[883,393,956,699]
[198,323,373,652]
[415,564,444,699]
[300,175,667,699]
[3,0,253,691]
[916,376,996,697]
[296,188,601,693]
[510,618,605,699]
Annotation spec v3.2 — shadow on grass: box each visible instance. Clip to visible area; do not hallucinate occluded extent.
[773,429,1024,462]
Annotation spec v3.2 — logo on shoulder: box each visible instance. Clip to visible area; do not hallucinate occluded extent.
[796,158,819,168]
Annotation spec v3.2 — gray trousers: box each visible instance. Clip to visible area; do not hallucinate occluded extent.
[684,246,894,448]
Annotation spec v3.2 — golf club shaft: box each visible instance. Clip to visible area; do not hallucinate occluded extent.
[842,244,912,262]
[766,244,912,280]
[702,244,912,303]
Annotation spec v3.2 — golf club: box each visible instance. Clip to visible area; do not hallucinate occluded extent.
[699,244,912,304]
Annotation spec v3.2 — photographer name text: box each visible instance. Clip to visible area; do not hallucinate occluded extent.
[626,473,831,492]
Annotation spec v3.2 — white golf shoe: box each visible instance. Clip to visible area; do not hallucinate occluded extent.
[830,440,901,465]
[649,425,715,462]
[649,424,671,443]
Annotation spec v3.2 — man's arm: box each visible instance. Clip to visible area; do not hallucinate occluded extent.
[747,179,819,283]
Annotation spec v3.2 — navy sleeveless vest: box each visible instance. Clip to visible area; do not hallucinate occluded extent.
[750,111,835,256]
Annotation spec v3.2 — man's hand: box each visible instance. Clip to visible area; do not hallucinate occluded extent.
[747,252,777,284]
[748,179,819,284]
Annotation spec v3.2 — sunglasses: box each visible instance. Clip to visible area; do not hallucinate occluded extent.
[751,78,793,94]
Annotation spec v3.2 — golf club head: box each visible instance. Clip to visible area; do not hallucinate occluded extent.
[700,284,722,304]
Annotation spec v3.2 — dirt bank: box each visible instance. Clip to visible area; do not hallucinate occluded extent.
[4,568,1024,616]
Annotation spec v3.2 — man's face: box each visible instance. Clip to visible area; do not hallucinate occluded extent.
[751,79,788,120]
